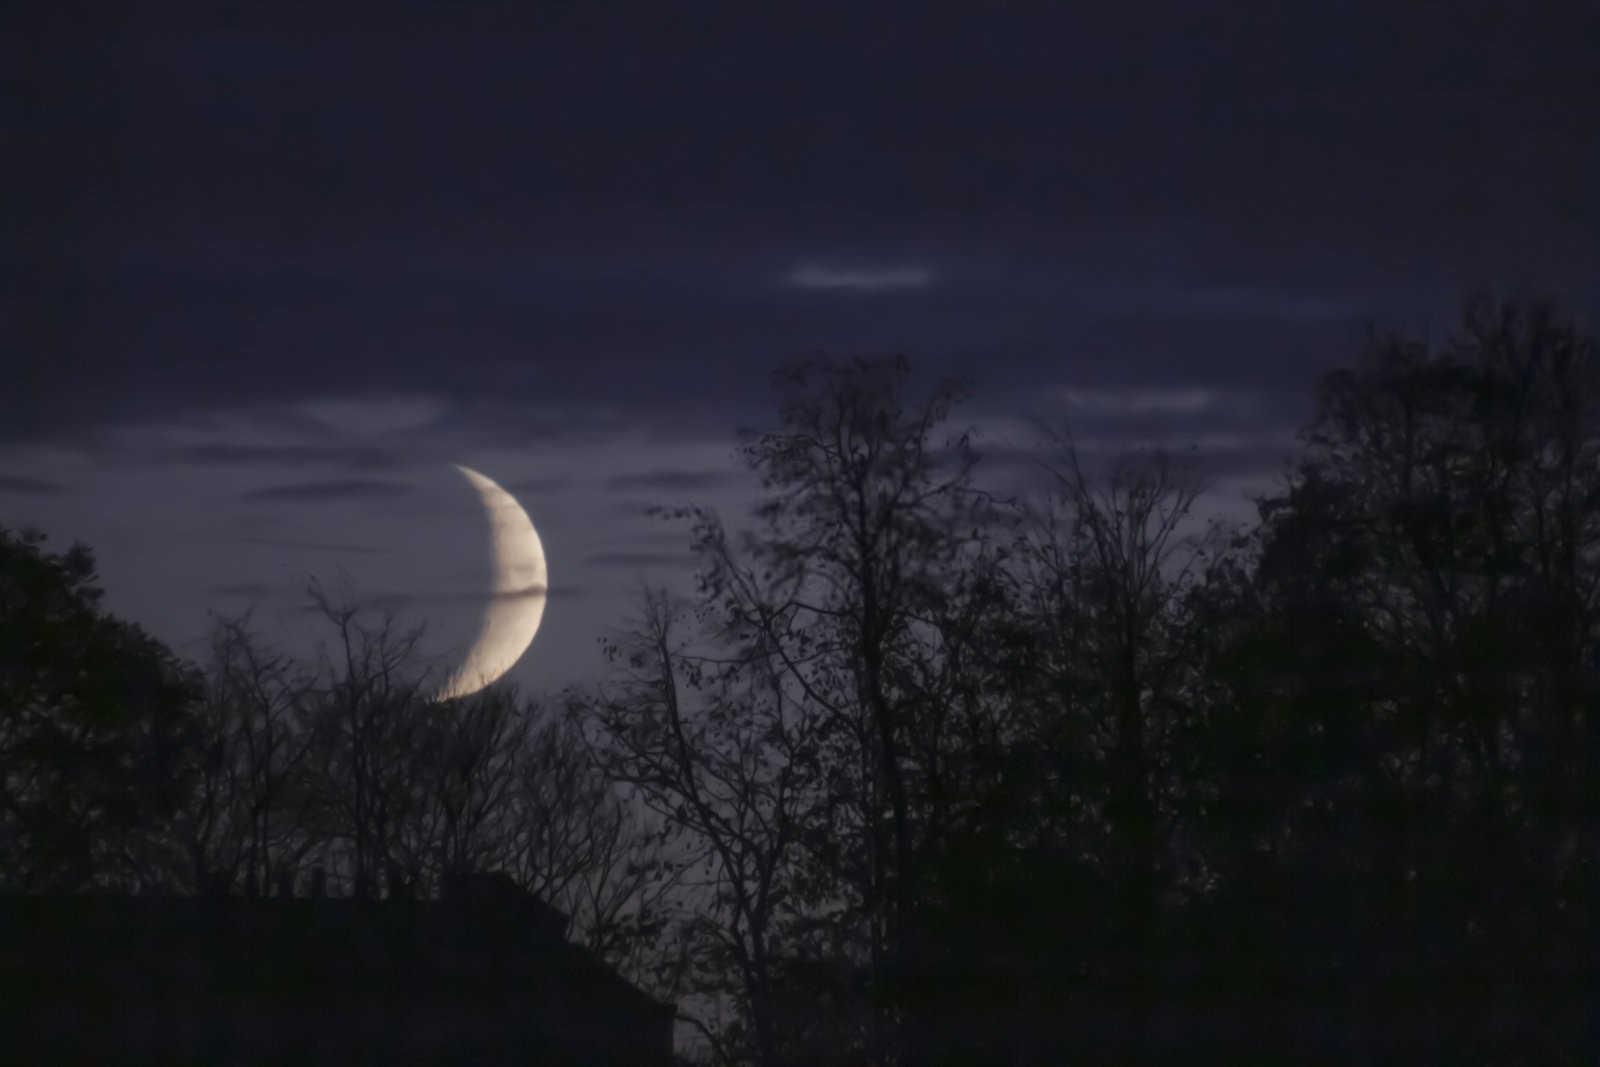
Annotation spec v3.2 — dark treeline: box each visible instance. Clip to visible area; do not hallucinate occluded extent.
[2,296,1596,1064]
[0,550,672,987]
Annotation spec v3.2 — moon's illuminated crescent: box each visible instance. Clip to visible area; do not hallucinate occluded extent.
[437,464,548,700]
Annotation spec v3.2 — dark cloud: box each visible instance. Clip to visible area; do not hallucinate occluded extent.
[788,265,935,292]
[357,593,421,613]
[975,434,1301,495]
[7,6,1594,445]
[209,582,278,598]
[607,498,704,520]
[359,583,580,610]
[241,479,414,502]
[945,384,1309,487]
[624,528,701,549]
[491,584,556,601]
[605,469,738,492]
[584,551,699,570]
[169,443,403,470]
[0,475,68,495]
[505,475,575,495]
[240,536,389,555]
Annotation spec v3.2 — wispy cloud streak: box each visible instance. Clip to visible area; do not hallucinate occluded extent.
[171,444,402,470]
[241,479,414,502]
[787,265,934,292]
[240,536,390,555]
[606,469,735,491]
[0,475,68,495]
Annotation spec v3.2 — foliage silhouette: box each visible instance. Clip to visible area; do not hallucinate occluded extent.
[579,301,1596,1064]
[0,527,201,892]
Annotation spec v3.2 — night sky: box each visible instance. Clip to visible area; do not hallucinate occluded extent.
[6,3,1598,692]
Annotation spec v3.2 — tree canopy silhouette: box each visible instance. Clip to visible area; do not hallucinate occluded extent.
[0,527,201,891]
[579,299,1597,1065]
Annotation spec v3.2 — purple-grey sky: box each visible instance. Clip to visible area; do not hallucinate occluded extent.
[5,3,1598,692]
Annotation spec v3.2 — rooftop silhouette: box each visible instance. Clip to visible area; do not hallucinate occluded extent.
[0,873,674,1066]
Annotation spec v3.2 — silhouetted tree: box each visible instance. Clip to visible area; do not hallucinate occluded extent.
[399,684,531,895]
[576,358,1021,1066]
[578,585,819,1067]
[509,710,682,991]
[710,358,1016,1065]
[588,304,1599,1064]
[0,527,201,891]
[1170,296,1600,1060]
[906,435,1224,1065]
[296,580,437,899]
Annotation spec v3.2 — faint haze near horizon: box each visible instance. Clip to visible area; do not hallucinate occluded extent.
[0,378,1298,694]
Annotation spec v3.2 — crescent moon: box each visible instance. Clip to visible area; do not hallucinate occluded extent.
[437,464,548,700]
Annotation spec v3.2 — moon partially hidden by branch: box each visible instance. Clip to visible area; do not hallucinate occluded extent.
[437,464,548,700]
